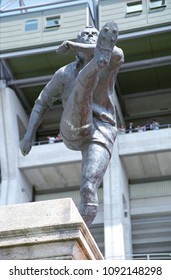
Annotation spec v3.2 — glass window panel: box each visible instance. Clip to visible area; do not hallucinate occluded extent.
[126,1,143,14]
[149,0,166,9]
[45,16,61,29]
[25,19,38,32]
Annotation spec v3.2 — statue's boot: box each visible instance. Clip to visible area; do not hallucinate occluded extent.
[94,21,119,68]
[79,184,99,226]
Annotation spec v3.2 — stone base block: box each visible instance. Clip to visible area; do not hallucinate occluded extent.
[0,198,103,260]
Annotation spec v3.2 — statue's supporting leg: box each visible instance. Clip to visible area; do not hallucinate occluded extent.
[79,142,110,226]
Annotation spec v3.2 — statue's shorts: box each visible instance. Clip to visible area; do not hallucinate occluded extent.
[60,117,117,157]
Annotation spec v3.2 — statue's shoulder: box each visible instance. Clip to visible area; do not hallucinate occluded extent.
[62,61,78,77]
[54,61,74,77]
[60,61,76,72]
[54,61,76,83]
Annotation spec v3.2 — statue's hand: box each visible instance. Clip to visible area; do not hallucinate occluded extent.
[56,41,73,54]
[20,135,32,156]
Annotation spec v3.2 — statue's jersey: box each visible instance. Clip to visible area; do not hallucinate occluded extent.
[35,47,123,155]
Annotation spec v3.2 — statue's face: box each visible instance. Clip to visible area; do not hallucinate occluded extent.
[77,27,99,44]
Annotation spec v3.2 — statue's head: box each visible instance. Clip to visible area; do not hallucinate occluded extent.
[76,26,99,45]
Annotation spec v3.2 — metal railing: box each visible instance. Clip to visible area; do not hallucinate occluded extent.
[132,252,171,260]
[32,123,171,145]
[34,139,63,146]
[118,123,171,135]
[106,252,171,260]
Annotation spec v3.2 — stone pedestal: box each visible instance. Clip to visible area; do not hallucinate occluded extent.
[0,198,103,260]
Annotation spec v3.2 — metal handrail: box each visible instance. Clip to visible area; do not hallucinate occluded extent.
[106,252,171,260]
[34,139,63,146]
[132,252,171,260]
[33,124,171,145]
[118,123,171,134]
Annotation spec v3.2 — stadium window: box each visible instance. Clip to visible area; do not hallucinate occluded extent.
[149,0,166,9]
[25,19,38,32]
[45,16,61,30]
[126,1,143,14]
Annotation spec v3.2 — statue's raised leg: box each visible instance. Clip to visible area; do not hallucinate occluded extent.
[60,21,118,146]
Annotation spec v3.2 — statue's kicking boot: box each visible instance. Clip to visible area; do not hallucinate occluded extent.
[94,21,119,68]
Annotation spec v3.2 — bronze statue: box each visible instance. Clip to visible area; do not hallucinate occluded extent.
[20,21,124,226]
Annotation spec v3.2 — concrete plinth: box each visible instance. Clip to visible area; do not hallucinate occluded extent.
[0,198,103,260]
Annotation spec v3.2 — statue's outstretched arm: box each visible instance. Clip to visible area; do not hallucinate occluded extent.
[56,40,96,55]
[20,70,63,156]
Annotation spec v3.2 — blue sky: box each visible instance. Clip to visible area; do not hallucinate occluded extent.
[0,0,94,17]
[0,0,94,9]
[1,0,40,8]
[1,1,57,8]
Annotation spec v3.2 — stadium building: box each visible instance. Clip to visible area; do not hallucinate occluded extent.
[0,0,171,259]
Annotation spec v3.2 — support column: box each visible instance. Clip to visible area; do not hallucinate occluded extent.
[103,140,132,259]
[0,86,32,205]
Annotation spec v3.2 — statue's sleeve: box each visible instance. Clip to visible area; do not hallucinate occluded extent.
[35,69,64,110]
[22,69,64,141]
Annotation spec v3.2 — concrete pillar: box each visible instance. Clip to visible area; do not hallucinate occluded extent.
[0,86,32,205]
[0,198,103,260]
[103,140,132,259]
